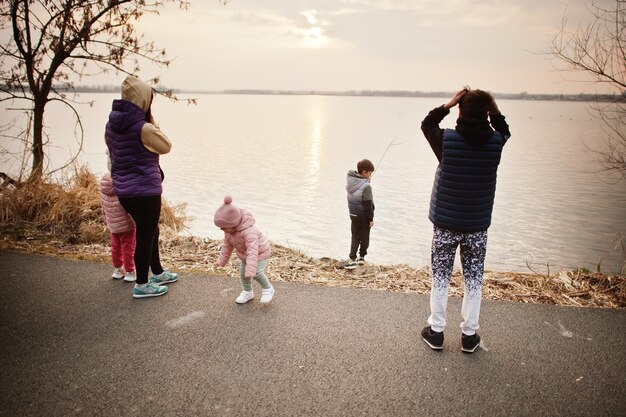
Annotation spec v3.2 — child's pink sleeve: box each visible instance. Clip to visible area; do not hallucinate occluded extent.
[216,239,234,267]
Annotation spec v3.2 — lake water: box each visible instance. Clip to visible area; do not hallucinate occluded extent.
[2,93,625,274]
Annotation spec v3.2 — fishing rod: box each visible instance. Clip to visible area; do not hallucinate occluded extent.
[374,138,404,174]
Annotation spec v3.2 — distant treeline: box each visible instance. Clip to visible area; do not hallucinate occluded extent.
[220,89,626,103]
[3,84,625,103]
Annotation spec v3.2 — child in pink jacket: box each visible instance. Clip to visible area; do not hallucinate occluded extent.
[214,196,274,304]
[100,172,136,282]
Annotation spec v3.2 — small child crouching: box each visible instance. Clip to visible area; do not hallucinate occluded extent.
[214,196,275,304]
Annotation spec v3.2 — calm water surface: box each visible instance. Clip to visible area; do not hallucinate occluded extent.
[2,93,625,273]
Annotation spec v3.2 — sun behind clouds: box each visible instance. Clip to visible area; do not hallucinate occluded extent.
[302,26,329,48]
[299,9,330,49]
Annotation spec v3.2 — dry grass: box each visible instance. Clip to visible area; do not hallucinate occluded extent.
[0,165,187,244]
[0,168,624,309]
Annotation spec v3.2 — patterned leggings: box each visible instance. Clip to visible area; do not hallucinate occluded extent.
[427,226,488,335]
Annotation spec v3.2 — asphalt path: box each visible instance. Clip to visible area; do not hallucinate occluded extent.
[0,250,624,416]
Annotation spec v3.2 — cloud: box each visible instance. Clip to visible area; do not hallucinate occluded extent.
[335,0,558,27]
[230,11,292,27]
[131,0,614,93]
[226,7,341,50]
[301,10,318,25]
[329,8,361,16]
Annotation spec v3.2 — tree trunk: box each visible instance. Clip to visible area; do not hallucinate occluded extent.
[29,97,45,182]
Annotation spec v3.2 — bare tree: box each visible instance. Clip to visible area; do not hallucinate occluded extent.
[549,0,626,181]
[0,0,200,182]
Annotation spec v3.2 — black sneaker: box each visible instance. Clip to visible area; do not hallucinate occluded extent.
[421,326,444,350]
[461,333,481,353]
[356,257,365,265]
[343,259,357,270]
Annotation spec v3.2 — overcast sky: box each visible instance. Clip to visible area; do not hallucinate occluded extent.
[108,0,617,94]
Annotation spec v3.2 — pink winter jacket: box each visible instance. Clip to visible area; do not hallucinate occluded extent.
[216,209,271,277]
[100,173,135,234]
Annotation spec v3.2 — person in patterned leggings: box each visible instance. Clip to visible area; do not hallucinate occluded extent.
[419,88,511,353]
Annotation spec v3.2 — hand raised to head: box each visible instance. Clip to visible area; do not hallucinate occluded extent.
[488,97,500,117]
[444,88,469,110]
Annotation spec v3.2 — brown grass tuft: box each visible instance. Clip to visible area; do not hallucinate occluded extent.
[0,165,185,244]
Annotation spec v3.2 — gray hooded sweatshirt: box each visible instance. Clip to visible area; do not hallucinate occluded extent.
[346,170,374,222]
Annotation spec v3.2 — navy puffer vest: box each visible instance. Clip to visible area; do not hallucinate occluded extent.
[105,99,162,198]
[429,129,503,232]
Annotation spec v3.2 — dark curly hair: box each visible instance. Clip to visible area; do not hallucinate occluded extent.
[459,89,494,120]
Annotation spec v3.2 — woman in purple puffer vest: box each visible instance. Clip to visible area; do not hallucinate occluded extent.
[105,75,179,299]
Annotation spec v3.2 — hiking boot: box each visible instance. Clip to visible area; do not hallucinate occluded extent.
[124,270,136,282]
[356,257,365,265]
[112,266,125,279]
[235,290,254,304]
[421,326,444,350]
[343,259,357,270]
[149,270,179,285]
[260,286,275,304]
[133,282,168,299]
[461,333,481,353]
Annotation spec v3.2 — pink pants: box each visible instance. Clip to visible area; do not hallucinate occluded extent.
[111,229,136,272]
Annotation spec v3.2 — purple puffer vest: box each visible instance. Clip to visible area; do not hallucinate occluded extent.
[105,99,162,198]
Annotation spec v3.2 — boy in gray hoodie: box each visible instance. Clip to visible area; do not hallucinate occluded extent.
[344,159,375,269]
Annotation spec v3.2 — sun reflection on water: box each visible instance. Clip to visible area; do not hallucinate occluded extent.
[307,119,323,193]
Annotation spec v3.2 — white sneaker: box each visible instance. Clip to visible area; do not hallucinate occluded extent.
[235,290,254,304]
[112,266,125,279]
[260,286,275,304]
[124,270,136,282]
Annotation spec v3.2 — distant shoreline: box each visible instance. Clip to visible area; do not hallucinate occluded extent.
[6,85,623,103]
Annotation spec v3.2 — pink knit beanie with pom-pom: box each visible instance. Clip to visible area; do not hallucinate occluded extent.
[214,195,242,228]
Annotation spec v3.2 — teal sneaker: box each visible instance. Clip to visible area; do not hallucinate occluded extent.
[149,270,179,285]
[133,282,168,299]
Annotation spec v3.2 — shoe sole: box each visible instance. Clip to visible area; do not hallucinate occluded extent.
[235,298,254,304]
[112,275,124,279]
[123,277,136,282]
[133,291,168,299]
[151,277,178,284]
[422,337,444,350]
[461,344,480,353]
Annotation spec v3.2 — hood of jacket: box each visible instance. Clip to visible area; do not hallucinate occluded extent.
[121,75,153,112]
[455,117,494,144]
[346,170,368,194]
[106,76,151,133]
[233,209,255,232]
[107,98,146,134]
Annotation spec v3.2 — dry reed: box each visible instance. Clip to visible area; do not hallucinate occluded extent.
[0,166,187,244]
